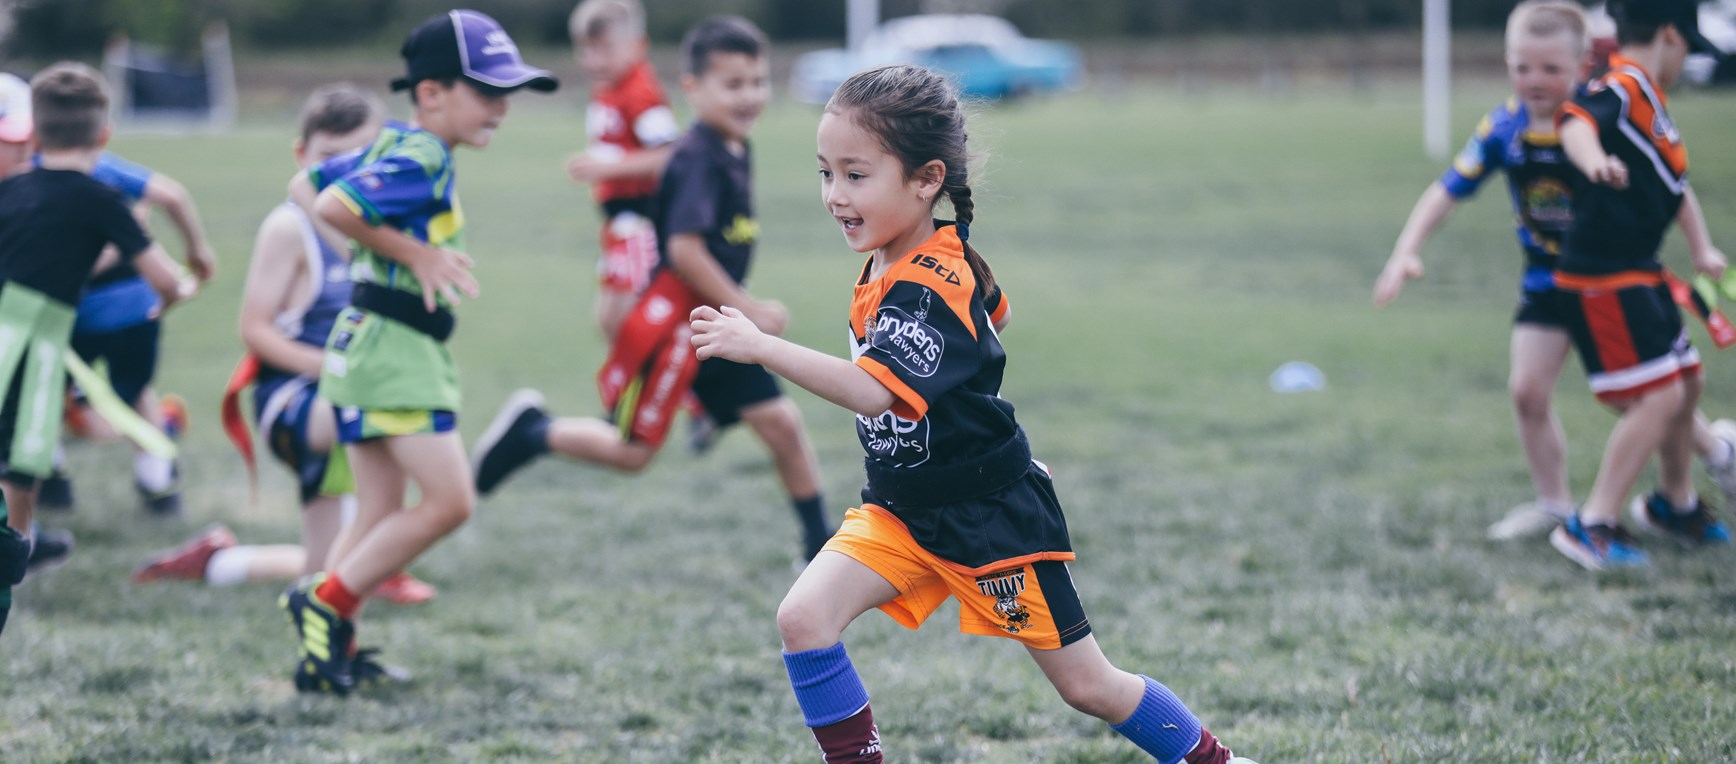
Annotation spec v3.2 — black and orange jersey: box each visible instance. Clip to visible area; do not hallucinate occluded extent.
[1557,54,1690,275]
[849,224,1015,472]
[848,223,1068,571]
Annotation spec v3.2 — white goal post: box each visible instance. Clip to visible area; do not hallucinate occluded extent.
[1424,0,1452,160]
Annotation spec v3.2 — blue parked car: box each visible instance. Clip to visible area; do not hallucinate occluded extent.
[790,14,1084,104]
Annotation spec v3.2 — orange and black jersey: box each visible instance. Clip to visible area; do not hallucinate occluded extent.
[1557,55,1690,275]
[847,224,1072,571]
[849,224,1014,472]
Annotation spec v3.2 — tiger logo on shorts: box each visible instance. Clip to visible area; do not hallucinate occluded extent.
[976,567,1032,635]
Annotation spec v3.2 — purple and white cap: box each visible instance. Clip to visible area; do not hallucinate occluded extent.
[391,10,559,94]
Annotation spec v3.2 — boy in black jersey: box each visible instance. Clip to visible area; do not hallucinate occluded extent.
[0,63,189,634]
[1548,0,1729,569]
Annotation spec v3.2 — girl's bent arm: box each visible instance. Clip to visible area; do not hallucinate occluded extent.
[691,305,895,417]
[757,336,897,417]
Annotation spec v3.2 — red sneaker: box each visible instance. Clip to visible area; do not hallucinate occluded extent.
[131,524,237,583]
[370,572,437,606]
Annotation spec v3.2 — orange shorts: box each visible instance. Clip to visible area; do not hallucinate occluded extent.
[824,504,1090,651]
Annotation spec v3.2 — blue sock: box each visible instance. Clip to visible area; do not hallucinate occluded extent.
[783,642,870,728]
[1110,675,1203,764]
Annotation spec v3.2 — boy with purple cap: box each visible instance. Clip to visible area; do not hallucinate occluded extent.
[280,9,555,693]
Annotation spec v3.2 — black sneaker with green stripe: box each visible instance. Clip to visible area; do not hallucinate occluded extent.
[280,575,355,695]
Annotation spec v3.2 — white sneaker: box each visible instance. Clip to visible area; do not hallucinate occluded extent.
[1487,501,1571,540]
[1705,419,1736,506]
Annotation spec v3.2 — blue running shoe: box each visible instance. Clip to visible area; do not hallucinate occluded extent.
[280,575,355,695]
[1550,515,1650,570]
[1630,492,1733,547]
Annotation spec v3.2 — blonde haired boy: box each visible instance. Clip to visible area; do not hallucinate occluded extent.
[1374,0,1736,545]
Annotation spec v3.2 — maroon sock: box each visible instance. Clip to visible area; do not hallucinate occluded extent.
[811,705,881,763]
[1184,727,1232,764]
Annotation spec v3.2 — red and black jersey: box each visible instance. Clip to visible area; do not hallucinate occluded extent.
[1556,54,1690,276]
[586,60,678,205]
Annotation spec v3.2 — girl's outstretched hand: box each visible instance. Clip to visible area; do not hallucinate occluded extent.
[691,305,766,363]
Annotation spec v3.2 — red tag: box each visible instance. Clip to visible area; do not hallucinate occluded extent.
[1665,271,1736,349]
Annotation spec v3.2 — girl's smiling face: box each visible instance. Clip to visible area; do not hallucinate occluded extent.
[816,109,942,259]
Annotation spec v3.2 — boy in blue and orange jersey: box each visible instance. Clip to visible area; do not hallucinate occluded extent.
[279,9,556,693]
[472,16,835,565]
[1374,0,1735,542]
[1547,0,1729,569]
[567,0,679,338]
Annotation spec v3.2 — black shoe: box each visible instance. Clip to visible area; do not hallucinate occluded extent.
[24,525,73,577]
[472,389,550,496]
[803,528,833,563]
[37,471,73,511]
[688,412,720,455]
[352,647,411,688]
[0,526,29,586]
[138,463,182,516]
[280,575,355,695]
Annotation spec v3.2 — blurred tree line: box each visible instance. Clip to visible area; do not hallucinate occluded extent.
[5,0,1532,58]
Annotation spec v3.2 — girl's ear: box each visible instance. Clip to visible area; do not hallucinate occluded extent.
[914,159,946,199]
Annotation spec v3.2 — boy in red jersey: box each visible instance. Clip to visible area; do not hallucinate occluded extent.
[567,0,679,338]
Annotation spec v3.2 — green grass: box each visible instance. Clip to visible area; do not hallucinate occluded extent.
[5,78,1736,762]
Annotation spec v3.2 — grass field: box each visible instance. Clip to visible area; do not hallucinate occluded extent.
[4,77,1736,762]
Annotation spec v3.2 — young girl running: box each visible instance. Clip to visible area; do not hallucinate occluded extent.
[690,64,1257,764]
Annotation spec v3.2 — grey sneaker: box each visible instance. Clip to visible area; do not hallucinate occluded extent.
[1705,419,1736,507]
[1487,500,1571,540]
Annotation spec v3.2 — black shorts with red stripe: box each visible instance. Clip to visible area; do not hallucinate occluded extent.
[1551,271,1700,403]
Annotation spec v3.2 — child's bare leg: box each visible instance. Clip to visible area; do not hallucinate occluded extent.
[779,552,899,763]
[1654,372,1702,507]
[547,416,657,472]
[1509,325,1573,506]
[779,552,898,651]
[324,440,406,574]
[330,432,473,594]
[742,397,832,557]
[1582,381,1687,524]
[1026,636,1145,721]
[299,494,348,575]
[1,480,35,535]
[596,290,634,340]
[1029,636,1235,762]
[741,397,821,498]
